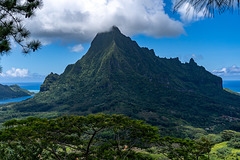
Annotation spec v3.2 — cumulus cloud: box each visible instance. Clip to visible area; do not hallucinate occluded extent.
[70,44,84,53]
[25,0,185,44]
[173,1,205,22]
[0,68,46,83]
[0,68,29,78]
[10,38,17,49]
[212,65,240,76]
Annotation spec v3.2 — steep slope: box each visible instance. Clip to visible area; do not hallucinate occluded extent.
[13,26,240,131]
[0,84,33,99]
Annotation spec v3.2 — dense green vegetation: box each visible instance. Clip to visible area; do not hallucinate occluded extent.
[0,26,240,159]
[5,26,240,135]
[1,114,240,159]
[205,130,240,159]
[0,84,33,99]
[0,114,214,159]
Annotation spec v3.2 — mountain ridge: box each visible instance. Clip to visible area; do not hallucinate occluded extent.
[10,26,240,134]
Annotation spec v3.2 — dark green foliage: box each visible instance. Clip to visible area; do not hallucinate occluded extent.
[9,26,240,135]
[222,130,240,149]
[220,130,239,141]
[216,147,232,158]
[204,134,223,144]
[229,122,240,132]
[0,114,159,159]
[174,0,239,17]
[156,136,213,159]
[0,84,33,99]
[40,72,59,92]
[0,0,42,54]
[228,137,240,149]
[0,114,215,159]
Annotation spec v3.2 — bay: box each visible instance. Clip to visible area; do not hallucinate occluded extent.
[0,95,34,104]
[0,81,239,104]
[223,80,240,93]
[0,82,42,104]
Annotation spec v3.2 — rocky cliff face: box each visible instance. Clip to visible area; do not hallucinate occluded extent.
[13,26,240,130]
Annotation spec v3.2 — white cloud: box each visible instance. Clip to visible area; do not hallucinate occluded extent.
[0,68,46,83]
[1,68,29,77]
[25,0,185,44]
[173,1,205,22]
[212,65,240,76]
[70,44,84,53]
[10,38,17,49]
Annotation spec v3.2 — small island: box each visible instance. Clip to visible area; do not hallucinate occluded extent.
[0,84,34,100]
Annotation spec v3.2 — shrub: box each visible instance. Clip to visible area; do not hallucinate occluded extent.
[221,130,238,141]
[217,147,232,158]
[228,137,240,149]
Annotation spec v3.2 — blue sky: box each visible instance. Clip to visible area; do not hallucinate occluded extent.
[0,0,240,83]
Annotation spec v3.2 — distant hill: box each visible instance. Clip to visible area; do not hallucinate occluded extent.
[0,84,33,99]
[224,88,240,96]
[12,26,240,134]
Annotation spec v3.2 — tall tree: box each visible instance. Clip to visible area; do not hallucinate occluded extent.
[0,114,159,159]
[0,0,42,55]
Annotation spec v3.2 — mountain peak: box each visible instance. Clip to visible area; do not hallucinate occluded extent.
[110,26,121,33]
[89,26,129,53]
[189,58,197,65]
[13,25,240,134]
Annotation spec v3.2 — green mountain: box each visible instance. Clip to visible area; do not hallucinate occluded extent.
[12,26,240,132]
[0,84,33,99]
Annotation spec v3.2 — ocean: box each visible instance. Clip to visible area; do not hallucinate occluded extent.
[223,80,240,93]
[2,82,42,93]
[0,82,42,104]
[0,95,34,104]
[0,81,239,104]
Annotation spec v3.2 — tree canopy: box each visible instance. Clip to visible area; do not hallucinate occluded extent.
[0,0,42,55]
[174,0,239,16]
[0,114,213,159]
[0,114,159,159]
